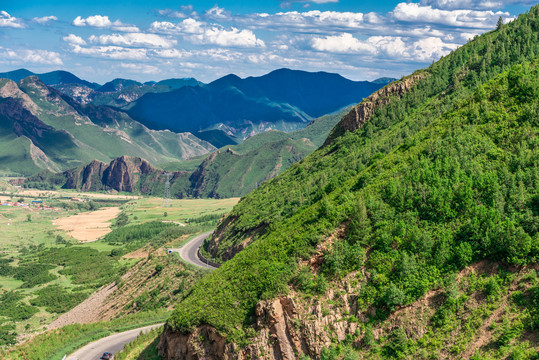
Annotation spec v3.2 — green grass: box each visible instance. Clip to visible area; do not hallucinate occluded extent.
[0,206,64,251]
[114,327,162,360]
[122,197,239,226]
[0,276,23,290]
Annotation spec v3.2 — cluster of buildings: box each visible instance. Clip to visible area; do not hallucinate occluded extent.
[1,201,27,207]
[1,200,56,210]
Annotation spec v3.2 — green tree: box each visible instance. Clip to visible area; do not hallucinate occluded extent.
[497,16,504,30]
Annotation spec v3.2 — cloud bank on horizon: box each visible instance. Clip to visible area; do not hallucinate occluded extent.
[0,0,531,83]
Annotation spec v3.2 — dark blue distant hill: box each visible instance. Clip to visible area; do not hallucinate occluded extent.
[126,68,386,136]
[96,78,143,92]
[155,78,202,89]
[0,69,100,89]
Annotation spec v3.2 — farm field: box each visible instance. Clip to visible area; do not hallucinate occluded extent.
[55,207,121,242]
[0,187,238,349]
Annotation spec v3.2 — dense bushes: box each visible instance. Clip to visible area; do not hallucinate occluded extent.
[0,262,57,288]
[30,285,88,313]
[0,291,38,321]
[38,247,120,286]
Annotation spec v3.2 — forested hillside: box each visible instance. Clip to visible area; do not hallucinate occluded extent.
[160,6,539,359]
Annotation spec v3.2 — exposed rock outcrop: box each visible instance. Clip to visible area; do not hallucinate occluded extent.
[62,156,163,193]
[158,287,361,360]
[102,156,156,192]
[325,73,426,145]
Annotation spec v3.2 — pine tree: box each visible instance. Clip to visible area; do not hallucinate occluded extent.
[497,16,504,30]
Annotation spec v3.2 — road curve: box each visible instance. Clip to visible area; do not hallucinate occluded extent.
[169,231,216,269]
[66,324,163,360]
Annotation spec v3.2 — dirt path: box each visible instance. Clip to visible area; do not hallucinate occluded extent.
[54,207,120,242]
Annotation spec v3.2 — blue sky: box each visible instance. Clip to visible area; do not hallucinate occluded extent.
[0,0,534,83]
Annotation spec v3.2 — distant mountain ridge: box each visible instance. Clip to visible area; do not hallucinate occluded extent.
[0,76,215,176]
[0,69,204,107]
[125,68,389,138]
[0,69,100,89]
[0,68,391,141]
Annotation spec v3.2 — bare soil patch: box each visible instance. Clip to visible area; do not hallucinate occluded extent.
[55,207,120,242]
[123,247,150,259]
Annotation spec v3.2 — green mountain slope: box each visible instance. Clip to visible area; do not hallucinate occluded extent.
[0,77,215,176]
[162,7,539,359]
[174,108,349,198]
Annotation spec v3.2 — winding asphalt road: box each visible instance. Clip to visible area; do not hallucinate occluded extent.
[168,230,217,269]
[66,232,216,359]
[65,324,163,360]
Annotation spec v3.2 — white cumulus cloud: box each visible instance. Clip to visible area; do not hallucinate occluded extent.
[72,15,139,32]
[312,33,459,62]
[392,2,511,28]
[70,45,148,60]
[0,11,25,28]
[238,10,366,32]
[189,27,265,47]
[89,33,177,48]
[151,18,265,47]
[33,15,58,24]
[312,33,376,53]
[63,34,87,46]
[0,47,63,65]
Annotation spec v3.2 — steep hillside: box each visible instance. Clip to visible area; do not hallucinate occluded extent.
[0,77,215,176]
[126,69,386,137]
[161,7,539,360]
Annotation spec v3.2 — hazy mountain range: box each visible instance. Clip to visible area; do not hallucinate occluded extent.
[0,68,391,177]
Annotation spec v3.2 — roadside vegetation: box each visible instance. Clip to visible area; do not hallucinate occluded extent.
[114,327,162,360]
[2,310,169,360]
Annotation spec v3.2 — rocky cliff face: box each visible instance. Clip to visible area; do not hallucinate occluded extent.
[102,156,156,192]
[325,73,426,145]
[158,259,537,360]
[63,160,108,191]
[188,151,222,198]
[158,280,362,360]
[62,156,161,193]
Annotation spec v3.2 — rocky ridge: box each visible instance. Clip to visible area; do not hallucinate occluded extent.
[325,73,425,145]
[62,156,165,193]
